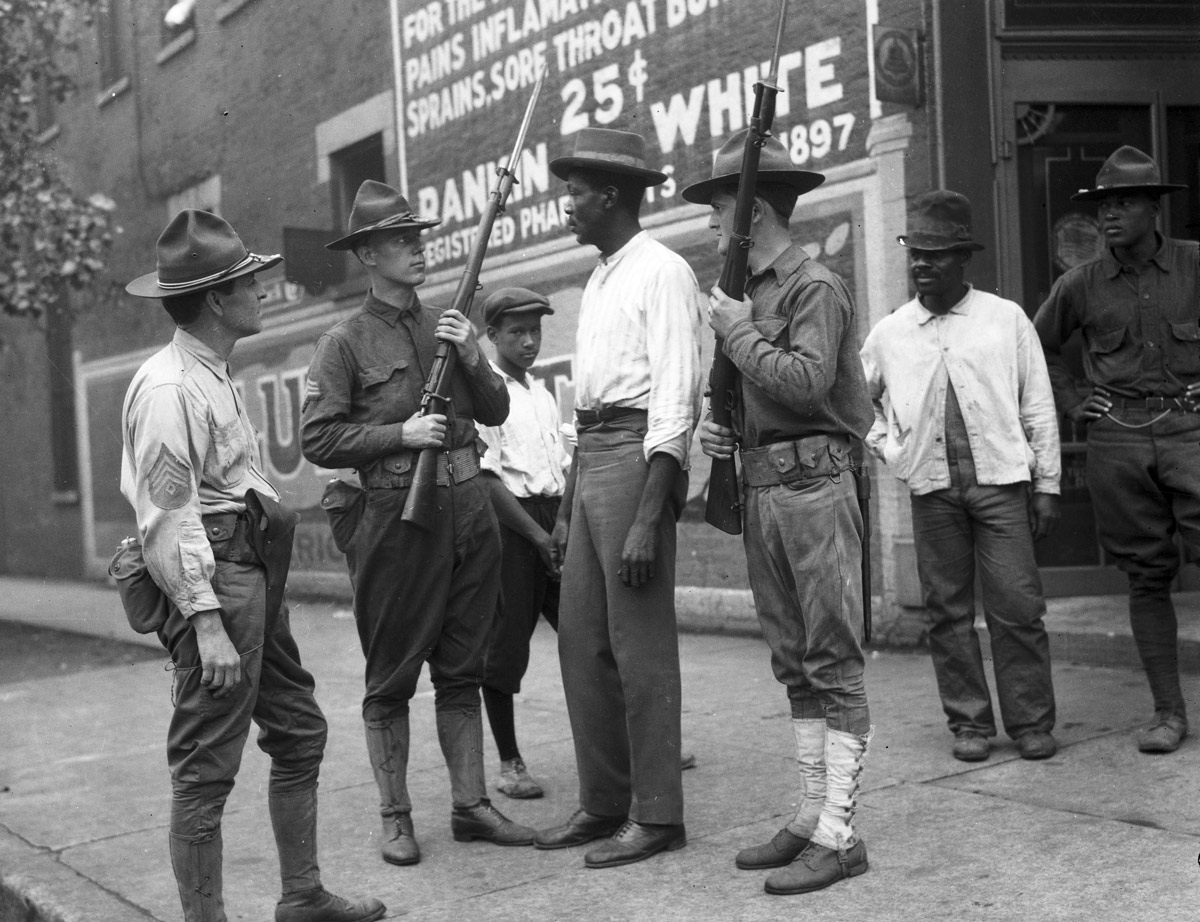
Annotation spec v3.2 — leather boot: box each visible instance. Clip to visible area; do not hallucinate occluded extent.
[735,719,825,870]
[269,788,321,897]
[364,716,419,865]
[436,706,488,808]
[169,829,226,922]
[764,726,872,895]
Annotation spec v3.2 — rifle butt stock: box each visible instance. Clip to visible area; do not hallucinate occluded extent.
[400,448,442,530]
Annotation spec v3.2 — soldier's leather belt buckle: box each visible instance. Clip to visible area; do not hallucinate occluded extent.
[1112,396,1196,413]
[443,444,481,485]
[740,434,852,488]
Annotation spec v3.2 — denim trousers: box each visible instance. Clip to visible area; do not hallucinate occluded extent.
[558,423,686,825]
[743,473,870,735]
[909,456,1055,739]
[1086,410,1200,720]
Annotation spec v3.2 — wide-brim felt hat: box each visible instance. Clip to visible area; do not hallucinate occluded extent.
[326,180,442,251]
[681,129,825,205]
[1071,145,1186,202]
[126,209,282,299]
[897,190,985,251]
[549,128,667,186]
[482,287,554,327]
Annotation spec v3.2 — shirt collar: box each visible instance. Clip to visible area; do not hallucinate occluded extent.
[172,328,228,376]
[751,243,811,288]
[365,289,420,326]
[915,284,974,325]
[1102,232,1171,278]
[597,230,648,268]
[489,357,534,389]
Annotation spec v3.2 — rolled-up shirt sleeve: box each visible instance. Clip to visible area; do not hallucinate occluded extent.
[125,384,219,617]
[644,261,704,465]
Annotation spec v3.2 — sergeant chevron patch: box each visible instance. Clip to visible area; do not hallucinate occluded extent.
[148,444,192,510]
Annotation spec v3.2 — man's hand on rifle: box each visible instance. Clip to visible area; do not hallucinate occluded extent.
[699,418,739,460]
[402,410,448,449]
[707,286,753,339]
[436,308,483,370]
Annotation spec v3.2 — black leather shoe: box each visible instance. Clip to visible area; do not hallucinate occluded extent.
[583,819,686,869]
[735,827,810,870]
[450,798,535,845]
[534,809,627,850]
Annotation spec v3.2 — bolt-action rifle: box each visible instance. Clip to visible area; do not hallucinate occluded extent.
[401,71,546,530]
[704,0,790,535]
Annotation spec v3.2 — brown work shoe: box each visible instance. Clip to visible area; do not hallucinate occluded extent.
[583,819,686,869]
[1137,714,1188,754]
[451,798,536,845]
[534,809,626,850]
[496,757,544,799]
[275,886,386,922]
[764,840,869,895]
[1016,731,1057,760]
[735,827,810,870]
[952,732,990,762]
[380,812,419,866]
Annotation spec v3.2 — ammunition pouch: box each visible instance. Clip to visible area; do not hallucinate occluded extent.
[320,478,367,553]
[740,434,853,488]
[109,538,169,634]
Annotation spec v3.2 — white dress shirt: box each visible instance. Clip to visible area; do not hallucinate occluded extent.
[573,230,704,466]
[478,359,570,498]
[860,286,1061,496]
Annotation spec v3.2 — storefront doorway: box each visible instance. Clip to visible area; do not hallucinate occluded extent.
[996,59,1200,595]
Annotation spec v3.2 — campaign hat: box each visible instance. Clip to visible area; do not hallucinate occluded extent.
[326,180,441,251]
[1071,146,1186,202]
[681,129,825,205]
[482,287,553,327]
[550,128,667,186]
[897,190,985,252]
[126,210,282,299]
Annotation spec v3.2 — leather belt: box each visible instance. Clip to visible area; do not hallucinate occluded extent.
[740,434,853,488]
[360,444,481,490]
[575,405,647,427]
[1108,395,1199,413]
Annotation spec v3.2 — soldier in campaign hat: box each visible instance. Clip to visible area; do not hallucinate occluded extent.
[534,129,705,868]
[688,128,875,896]
[120,210,385,921]
[863,190,1061,769]
[1035,146,1197,755]
[300,181,533,866]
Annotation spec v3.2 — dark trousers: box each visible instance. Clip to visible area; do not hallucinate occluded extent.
[351,477,502,723]
[559,424,686,825]
[484,495,560,695]
[910,456,1056,739]
[1087,411,1200,720]
[159,559,327,842]
[743,473,870,735]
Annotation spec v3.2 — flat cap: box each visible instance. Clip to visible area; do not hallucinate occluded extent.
[482,287,553,327]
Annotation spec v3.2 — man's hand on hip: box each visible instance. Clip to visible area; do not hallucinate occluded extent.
[191,609,242,698]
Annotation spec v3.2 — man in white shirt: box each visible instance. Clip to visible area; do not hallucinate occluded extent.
[533,128,704,868]
[476,287,569,801]
[860,191,1061,763]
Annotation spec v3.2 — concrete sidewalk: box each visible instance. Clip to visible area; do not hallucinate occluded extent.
[1,583,1199,921]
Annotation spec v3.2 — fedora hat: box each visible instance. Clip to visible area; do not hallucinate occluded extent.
[897,190,985,252]
[126,210,282,299]
[549,128,667,186]
[681,129,824,205]
[1071,146,1186,202]
[326,180,441,251]
[482,287,553,327]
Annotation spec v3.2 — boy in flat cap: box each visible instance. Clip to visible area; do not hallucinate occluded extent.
[686,128,872,896]
[534,128,704,868]
[476,287,570,800]
[119,210,384,921]
[300,181,532,867]
[862,190,1060,765]
[1034,146,1198,754]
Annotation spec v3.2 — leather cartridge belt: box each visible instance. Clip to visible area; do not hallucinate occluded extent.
[575,405,647,428]
[360,444,481,490]
[1107,395,1199,413]
[201,511,259,564]
[740,434,853,488]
